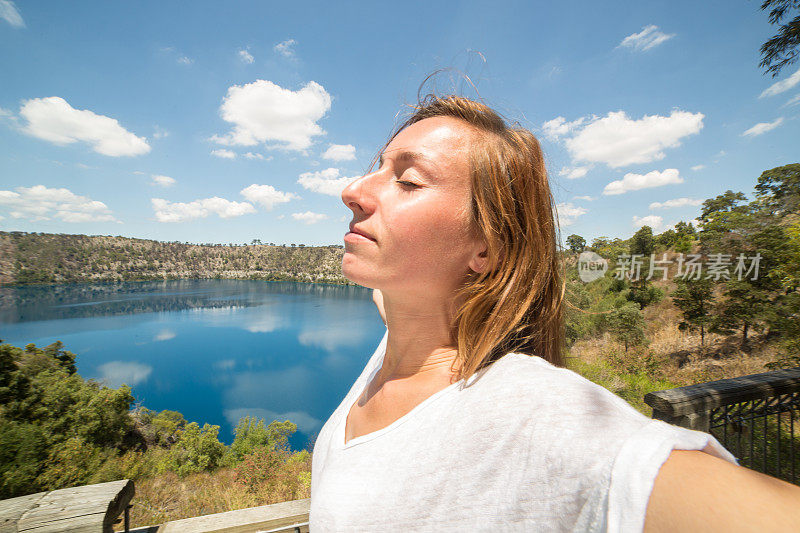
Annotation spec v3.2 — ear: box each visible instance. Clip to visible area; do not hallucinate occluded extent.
[468,241,491,274]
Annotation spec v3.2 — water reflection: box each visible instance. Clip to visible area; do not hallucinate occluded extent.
[0,280,385,449]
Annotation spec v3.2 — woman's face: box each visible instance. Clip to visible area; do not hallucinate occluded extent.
[341,116,486,298]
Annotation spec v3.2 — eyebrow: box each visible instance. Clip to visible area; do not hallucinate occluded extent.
[378,150,437,175]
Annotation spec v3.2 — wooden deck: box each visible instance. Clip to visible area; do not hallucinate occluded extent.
[0,479,134,533]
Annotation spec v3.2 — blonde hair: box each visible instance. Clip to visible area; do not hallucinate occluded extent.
[384,94,566,379]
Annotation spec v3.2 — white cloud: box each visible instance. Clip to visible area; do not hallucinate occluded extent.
[97,361,152,388]
[691,164,705,171]
[274,39,297,58]
[0,185,117,222]
[603,168,683,195]
[742,117,784,137]
[558,165,590,179]
[215,359,236,371]
[238,49,254,64]
[18,97,150,157]
[154,329,176,342]
[240,184,300,210]
[565,110,703,168]
[151,174,176,187]
[541,116,585,141]
[177,56,193,65]
[292,211,328,224]
[649,197,702,210]
[212,80,331,151]
[759,67,800,98]
[0,0,24,28]
[322,144,356,161]
[153,126,169,139]
[618,25,675,52]
[298,168,357,196]
[555,202,587,226]
[211,148,236,159]
[151,197,255,222]
[573,195,595,201]
[243,152,271,160]
[784,94,800,107]
[632,215,664,231]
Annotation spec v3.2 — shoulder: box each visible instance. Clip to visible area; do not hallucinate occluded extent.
[463,352,644,424]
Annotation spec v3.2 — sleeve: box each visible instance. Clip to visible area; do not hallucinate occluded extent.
[605,418,738,533]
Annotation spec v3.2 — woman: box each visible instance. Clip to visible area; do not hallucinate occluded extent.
[309,95,800,531]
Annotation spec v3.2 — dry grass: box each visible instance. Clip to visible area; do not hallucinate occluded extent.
[120,460,311,530]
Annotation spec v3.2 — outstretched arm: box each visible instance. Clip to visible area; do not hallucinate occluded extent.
[372,289,386,325]
[644,446,800,532]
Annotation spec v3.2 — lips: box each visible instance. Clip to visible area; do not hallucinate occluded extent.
[348,224,376,241]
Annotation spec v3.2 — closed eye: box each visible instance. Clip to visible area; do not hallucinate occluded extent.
[397,180,420,188]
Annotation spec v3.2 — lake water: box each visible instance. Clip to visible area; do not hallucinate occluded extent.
[0,280,386,450]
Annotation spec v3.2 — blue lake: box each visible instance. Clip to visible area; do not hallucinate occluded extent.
[0,280,385,451]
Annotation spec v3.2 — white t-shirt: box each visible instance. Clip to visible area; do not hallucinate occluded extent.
[310,330,737,532]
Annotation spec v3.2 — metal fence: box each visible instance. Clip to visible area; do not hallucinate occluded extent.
[644,367,800,484]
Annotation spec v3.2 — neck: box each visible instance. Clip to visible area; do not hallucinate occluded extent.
[375,289,463,387]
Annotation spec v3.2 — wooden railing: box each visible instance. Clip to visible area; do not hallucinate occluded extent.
[645,367,800,484]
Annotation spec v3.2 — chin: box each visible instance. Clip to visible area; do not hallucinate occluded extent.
[341,256,379,289]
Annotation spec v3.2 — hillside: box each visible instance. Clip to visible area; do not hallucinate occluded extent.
[0,232,350,286]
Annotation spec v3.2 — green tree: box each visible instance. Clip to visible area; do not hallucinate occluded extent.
[672,277,715,347]
[759,0,800,77]
[566,234,586,253]
[230,417,297,461]
[606,303,647,352]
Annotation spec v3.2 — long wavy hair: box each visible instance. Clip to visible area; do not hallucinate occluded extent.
[381,94,566,379]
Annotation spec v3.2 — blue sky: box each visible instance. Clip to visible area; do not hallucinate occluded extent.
[0,0,797,246]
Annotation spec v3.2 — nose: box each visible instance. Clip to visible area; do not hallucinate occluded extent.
[341,169,379,215]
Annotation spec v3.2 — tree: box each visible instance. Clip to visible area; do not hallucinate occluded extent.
[630,226,655,256]
[672,277,715,347]
[566,234,586,253]
[759,0,800,77]
[606,303,647,352]
[754,163,800,217]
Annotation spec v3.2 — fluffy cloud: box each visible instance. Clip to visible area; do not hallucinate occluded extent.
[759,67,800,98]
[564,110,703,168]
[541,116,584,141]
[322,144,356,161]
[292,211,328,224]
[618,25,675,52]
[212,80,330,151]
[742,117,784,137]
[274,39,297,58]
[97,361,152,388]
[211,148,236,159]
[632,215,664,231]
[238,49,254,64]
[240,184,300,210]
[555,202,587,226]
[243,152,270,160]
[151,174,175,187]
[151,197,255,222]
[18,97,150,156]
[649,197,702,209]
[0,185,117,222]
[153,329,176,342]
[691,164,705,171]
[0,0,23,28]
[558,166,590,179]
[603,168,683,195]
[297,168,357,196]
[573,195,595,201]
